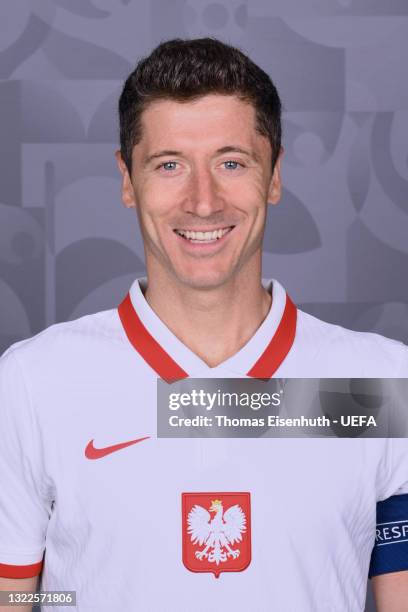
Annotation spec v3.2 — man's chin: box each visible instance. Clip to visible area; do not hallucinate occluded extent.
[173,269,233,291]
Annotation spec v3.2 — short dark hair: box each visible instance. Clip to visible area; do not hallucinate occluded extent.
[118,37,282,174]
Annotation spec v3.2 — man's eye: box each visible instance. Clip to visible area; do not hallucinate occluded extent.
[159,161,178,171]
[223,160,242,170]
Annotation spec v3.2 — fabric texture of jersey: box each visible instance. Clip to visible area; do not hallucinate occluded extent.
[1,277,408,612]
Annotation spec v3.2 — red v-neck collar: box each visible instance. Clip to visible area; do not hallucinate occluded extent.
[246,293,296,378]
[118,286,297,383]
[118,293,188,383]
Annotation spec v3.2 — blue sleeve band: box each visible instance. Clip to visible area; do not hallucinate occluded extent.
[369,493,408,578]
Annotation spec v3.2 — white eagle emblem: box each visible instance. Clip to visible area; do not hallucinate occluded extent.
[187,498,247,565]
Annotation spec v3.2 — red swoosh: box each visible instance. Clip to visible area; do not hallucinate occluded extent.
[85,436,150,460]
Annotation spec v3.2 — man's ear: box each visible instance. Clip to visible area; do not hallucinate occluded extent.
[115,150,137,209]
[267,146,284,205]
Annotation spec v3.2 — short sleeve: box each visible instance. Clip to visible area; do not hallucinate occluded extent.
[378,438,408,501]
[0,347,53,578]
[369,356,408,576]
[383,346,408,496]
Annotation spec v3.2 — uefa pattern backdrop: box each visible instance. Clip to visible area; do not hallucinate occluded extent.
[1,2,408,611]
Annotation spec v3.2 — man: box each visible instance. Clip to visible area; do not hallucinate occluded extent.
[0,37,407,611]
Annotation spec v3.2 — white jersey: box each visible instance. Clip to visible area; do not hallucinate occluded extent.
[1,277,408,612]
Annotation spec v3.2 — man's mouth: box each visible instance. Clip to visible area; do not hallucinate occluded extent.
[174,226,234,244]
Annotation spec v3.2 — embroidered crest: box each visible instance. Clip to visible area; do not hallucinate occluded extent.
[182,492,251,578]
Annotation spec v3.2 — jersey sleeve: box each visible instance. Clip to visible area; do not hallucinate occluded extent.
[379,437,408,501]
[369,432,408,577]
[0,347,53,578]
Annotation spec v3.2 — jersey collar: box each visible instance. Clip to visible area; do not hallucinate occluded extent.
[118,277,297,383]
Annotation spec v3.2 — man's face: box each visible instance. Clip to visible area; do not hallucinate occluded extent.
[116,94,282,289]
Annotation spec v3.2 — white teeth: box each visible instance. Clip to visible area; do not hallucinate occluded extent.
[176,227,232,242]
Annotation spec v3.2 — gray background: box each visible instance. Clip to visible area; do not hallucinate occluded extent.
[1,1,408,610]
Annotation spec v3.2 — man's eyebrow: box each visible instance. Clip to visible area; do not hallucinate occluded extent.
[142,146,260,167]
[215,145,260,162]
[142,150,182,167]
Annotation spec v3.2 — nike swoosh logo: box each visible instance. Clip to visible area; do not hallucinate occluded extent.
[85,436,150,460]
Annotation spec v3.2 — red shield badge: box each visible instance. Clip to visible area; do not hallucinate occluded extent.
[182,492,251,578]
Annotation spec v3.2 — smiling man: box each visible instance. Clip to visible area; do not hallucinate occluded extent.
[1,38,408,612]
[115,90,279,368]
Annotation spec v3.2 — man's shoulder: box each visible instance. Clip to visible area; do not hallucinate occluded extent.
[295,308,408,376]
[1,306,123,368]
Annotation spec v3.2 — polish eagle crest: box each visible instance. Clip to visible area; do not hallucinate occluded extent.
[187,498,247,565]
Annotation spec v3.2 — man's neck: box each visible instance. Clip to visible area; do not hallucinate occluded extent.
[143,268,272,368]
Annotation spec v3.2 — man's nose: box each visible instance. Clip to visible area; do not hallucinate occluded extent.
[183,167,225,217]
